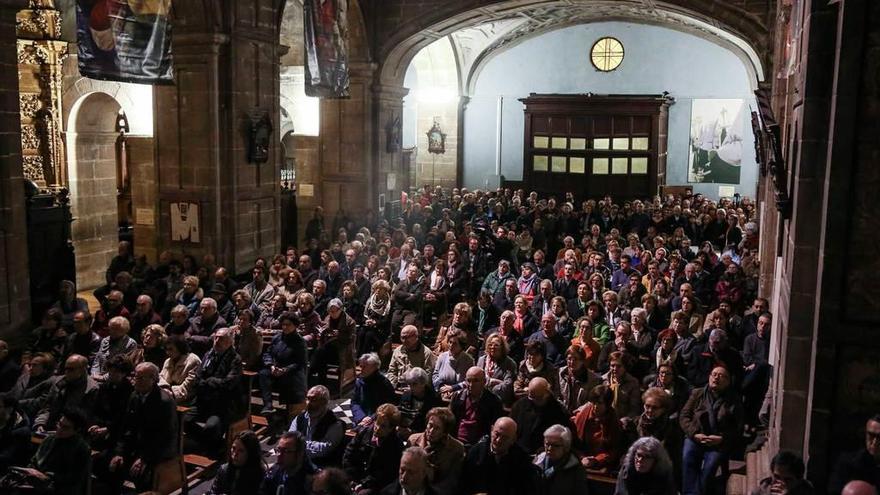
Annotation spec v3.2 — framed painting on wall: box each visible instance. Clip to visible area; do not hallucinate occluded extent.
[688,99,745,184]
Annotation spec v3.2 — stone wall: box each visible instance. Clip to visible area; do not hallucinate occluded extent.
[128,136,157,263]
[0,0,31,340]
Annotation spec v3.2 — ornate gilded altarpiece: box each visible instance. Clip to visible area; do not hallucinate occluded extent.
[16,0,67,188]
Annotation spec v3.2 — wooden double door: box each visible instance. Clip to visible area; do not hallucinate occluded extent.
[520,94,670,200]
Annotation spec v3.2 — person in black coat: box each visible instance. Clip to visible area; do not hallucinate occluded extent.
[186,298,228,357]
[344,404,405,495]
[380,446,438,495]
[259,431,318,495]
[687,329,743,388]
[105,362,178,493]
[259,312,308,414]
[186,328,244,453]
[0,394,31,473]
[461,416,538,495]
[0,340,20,394]
[64,311,101,367]
[829,415,880,494]
[509,376,573,455]
[89,355,134,451]
[351,352,397,425]
[209,430,266,495]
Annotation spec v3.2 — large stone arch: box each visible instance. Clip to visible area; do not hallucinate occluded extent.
[65,91,124,290]
[375,0,772,88]
[62,76,153,136]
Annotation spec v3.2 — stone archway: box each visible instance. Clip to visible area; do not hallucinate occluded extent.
[66,91,124,290]
[374,0,772,89]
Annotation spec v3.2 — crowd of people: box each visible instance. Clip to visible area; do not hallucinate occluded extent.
[0,185,874,494]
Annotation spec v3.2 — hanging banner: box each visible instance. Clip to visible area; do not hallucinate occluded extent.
[76,0,174,85]
[303,0,350,98]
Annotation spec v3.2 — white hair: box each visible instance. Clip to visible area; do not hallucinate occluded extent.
[358,352,381,367]
[403,367,430,386]
[543,424,572,451]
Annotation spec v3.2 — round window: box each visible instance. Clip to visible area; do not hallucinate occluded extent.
[591,37,624,72]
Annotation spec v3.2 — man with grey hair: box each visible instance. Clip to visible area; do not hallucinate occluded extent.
[187,296,228,356]
[352,353,396,425]
[381,446,432,495]
[687,328,744,387]
[92,315,137,378]
[289,385,346,467]
[130,294,162,344]
[105,361,178,492]
[534,424,589,494]
[185,327,243,453]
[388,325,436,389]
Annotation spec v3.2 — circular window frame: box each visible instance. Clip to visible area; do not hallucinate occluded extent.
[590,37,625,72]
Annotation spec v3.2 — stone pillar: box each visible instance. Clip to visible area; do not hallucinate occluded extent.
[317,62,376,223]
[69,131,119,290]
[16,0,67,189]
[0,0,32,340]
[154,0,283,274]
[127,136,157,263]
[372,84,409,203]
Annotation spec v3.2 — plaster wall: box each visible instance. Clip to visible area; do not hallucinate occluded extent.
[465,22,758,198]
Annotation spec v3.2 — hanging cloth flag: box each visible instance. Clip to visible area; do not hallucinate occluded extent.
[76,0,174,85]
[303,0,350,98]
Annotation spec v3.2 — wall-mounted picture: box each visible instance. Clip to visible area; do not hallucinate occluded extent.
[688,99,745,184]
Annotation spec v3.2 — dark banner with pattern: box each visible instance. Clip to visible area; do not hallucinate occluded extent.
[304,0,350,98]
[76,0,173,85]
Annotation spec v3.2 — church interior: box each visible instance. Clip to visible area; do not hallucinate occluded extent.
[1,0,879,494]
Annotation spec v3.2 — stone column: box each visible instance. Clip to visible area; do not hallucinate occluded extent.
[0,0,31,340]
[371,83,409,203]
[127,136,157,263]
[316,62,377,223]
[154,0,283,274]
[16,0,67,189]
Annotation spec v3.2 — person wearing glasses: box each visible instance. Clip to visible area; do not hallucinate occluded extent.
[259,431,317,495]
[533,424,589,494]
[614,436,677,495]
[829,415,880,494]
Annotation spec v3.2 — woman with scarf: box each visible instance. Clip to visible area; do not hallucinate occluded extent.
[572,384,623,471]
[571,316,601,371]
[357,279,392,357]
[636,387,684,490]
[513,340,560,399]
[558,344,603,414]
[444,248,469,307]
[475,333,518,405]
[422,260,448,328]
[512,295,539,339]
[516,262,540,303]
[549,296,575,340]
[434,302,477,356]
[293,292,324,350]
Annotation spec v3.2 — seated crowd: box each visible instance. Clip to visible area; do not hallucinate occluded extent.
[0,185,862,495]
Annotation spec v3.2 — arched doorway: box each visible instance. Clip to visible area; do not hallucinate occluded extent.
[66,92,128,290]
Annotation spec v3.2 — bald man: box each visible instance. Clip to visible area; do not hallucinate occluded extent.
[509,377,573,455]
[450,367,504,447]
[461,417,537,495]
[844,481,879,495]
